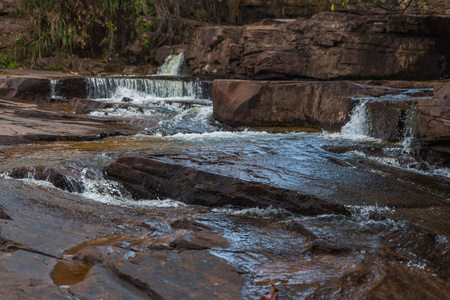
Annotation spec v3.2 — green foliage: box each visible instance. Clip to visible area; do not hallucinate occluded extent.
[140,37,151,49]
[23,0,156,63]
[0,53,20,69]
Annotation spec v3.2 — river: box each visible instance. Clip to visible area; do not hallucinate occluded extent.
[0,60,449,298]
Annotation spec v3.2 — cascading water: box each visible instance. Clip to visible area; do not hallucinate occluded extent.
[1,75,449,299]
[50,79,63,99]
[85,77,210,101]
[156,53,186,76]
[340,100,372,138]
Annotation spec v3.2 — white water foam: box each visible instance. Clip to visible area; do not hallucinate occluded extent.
[212,206,293,219]
[50,79,63,99]
[351,150,450,179]
[157,53,186,76]
[85,77,210,101]
[165,130,271,141]
[323,100,380,142]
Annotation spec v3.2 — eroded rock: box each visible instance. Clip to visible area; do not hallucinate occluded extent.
[106,156,348,215]
[3,166,85,193]
[212,79,397,129]
[187,13,450,80]
[73,246,244,299]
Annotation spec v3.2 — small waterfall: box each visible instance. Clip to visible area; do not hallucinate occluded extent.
[399,106,416,154]
[339,100,372,139]
[157,53,186,76]
[50,79,62,99]
[85,77,211,100]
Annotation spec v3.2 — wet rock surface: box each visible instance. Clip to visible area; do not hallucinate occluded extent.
[212,79,398,129]
[106,156,348,215]
[187,12,450,80]
[0,70,449,299]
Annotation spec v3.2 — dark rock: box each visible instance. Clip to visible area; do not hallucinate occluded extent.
[3,165,85,193]
[0,205,12,220]
[212,79,396,130]
[69,98,113,115]
[155,45,189,65]
[311,239,353,254]
[170,231,230,250]
[367,99,416,142]
[415,82,450,165]
[106,156,348,216]
[285,222,318,240]
[74,246,244,300]
[170,218,214,231]
[121,97,133,103]
[0,77,50,101]
[187,13,450,80]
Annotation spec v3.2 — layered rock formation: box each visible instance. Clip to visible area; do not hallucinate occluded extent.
[415,82,450,163]
[212,79,398,129]
[186,12,450,80]
[106,156,348,215]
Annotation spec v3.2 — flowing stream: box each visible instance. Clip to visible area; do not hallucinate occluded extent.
[0,65,449,298]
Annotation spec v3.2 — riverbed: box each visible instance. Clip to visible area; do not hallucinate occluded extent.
[0,74,448,299]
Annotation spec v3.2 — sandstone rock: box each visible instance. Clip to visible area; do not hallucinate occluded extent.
[187,13,450,80]
[170,231,229,250]
[415,82,450,164]
[212,79,397,130]
[0,77,50,101]
[106,156,348,215]
[73,246,244,300]
[154,45,189,65]
[3,165,85,193]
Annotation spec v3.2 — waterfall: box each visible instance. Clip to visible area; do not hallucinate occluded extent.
[85,77,211,100]
[50,79,62,99]
[157,53,186,76]
[399,106,416,154]
[339,100,373,140]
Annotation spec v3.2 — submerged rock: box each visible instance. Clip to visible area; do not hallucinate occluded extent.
[106,156,348,216]
[3,165,85,193]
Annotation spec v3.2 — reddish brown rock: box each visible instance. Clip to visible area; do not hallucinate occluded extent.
[72,246,244,300]
[186,13,450,80]
[106,156,348,216]
[0,77,50,101]
[154,45,189,65]
[212,79,397,130]
[415,82,450,164]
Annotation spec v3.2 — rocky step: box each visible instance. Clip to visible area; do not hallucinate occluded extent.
[106,156,348,216]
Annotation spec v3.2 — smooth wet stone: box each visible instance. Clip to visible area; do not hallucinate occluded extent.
[74,246,244,299]
[169,231,230,250]
[106,156,348,216]
[212,79,397,130]
[3,165,85,193]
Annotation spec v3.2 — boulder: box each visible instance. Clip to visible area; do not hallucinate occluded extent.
[212,79,397,130]
[0,77,50,101]
[415,82,450,164]
[186,13,450,80]
[106,156,348,216]
[3,166,85,193]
